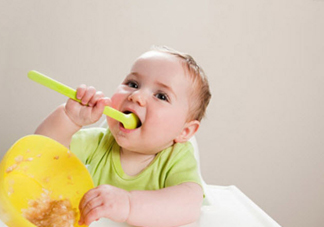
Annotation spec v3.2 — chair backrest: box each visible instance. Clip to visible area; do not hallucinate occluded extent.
[188,136,207,189]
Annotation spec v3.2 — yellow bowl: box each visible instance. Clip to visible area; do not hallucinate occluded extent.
[0,135,94,227]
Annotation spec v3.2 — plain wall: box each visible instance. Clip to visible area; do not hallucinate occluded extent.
[1,1,323,226]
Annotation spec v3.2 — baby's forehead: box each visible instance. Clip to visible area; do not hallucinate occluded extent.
[137,51,191,74]
[132,52,194,84]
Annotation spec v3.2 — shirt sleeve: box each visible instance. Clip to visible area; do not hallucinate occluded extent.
[70,128,107,164]
[165,142,202,188]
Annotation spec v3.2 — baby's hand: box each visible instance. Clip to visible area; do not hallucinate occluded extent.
[78,185,131,226]
[65,85,110,127]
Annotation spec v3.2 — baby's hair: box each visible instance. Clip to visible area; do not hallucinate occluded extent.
[151,45,211,121]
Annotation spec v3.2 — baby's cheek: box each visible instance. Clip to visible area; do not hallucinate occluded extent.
[111,91,130,110]
[110,95,121,109]
[107,117,118,129]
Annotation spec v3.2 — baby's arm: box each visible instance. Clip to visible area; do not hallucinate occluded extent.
[79,182,203,227]
[128,182,203,226]
[35,85,109,148]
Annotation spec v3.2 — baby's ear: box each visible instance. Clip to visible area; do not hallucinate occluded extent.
[174,120,200,143]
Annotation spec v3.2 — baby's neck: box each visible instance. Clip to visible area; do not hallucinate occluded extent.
[120,148,156,176]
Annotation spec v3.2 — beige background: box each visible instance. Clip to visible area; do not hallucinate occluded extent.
[1,0,323,226]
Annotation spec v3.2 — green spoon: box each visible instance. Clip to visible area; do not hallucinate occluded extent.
[28,70,139,129]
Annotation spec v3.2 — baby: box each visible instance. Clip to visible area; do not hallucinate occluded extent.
[35,46,211,227]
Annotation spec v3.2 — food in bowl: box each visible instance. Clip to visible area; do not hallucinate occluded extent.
[22,189,77,227]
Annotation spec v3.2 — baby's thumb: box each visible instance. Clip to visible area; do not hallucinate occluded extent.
[93,97,111,116]
[102,97,112,107]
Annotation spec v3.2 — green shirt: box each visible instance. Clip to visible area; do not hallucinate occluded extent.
[70,128,201,191]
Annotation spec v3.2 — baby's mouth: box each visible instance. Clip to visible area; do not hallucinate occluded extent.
[123,111,142,128]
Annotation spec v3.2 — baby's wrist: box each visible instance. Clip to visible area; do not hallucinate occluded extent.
[60,104,83,130]
[126,191,143,226]
[125,191,132,223]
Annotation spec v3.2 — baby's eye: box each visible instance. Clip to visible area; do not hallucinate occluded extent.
[125,80,138,89]
[155,93,169,102]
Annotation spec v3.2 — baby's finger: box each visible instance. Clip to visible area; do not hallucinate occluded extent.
[76,84,87,100]
[88,91,104,107]
[104,97,112,106]
[92,97,110,117]
[79,197,103,225]
[79,203,105,226]
[80,86,96,106]
[79,188,100,212]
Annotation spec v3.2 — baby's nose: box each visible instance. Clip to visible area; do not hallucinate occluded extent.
[128,90,147,106]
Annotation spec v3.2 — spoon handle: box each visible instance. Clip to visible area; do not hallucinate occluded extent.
[28,70,79,102]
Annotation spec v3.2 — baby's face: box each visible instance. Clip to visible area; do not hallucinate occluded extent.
[107,51,193,154]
